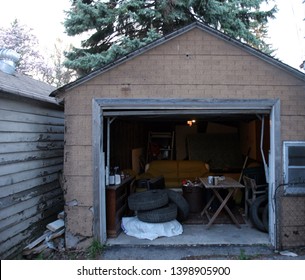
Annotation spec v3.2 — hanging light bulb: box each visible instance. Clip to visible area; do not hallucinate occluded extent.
[187,120,196,127]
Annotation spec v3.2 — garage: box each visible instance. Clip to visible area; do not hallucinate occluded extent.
[51,22,305,250]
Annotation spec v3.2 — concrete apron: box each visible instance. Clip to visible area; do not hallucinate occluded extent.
[103,223,272,260]
[106,223,269,246]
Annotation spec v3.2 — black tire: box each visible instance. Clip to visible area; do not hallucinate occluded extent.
[128,190,168,211]
[250,195,268,232]
[137,203,178,223]
[166,190,189,221]
[262,204,269,232]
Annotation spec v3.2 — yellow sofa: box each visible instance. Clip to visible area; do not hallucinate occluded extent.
[139,160,210,188]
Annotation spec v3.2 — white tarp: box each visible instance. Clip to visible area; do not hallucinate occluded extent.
[121,216,183,240]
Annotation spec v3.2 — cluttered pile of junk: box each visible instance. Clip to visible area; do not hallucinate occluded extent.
[122,155,268,241]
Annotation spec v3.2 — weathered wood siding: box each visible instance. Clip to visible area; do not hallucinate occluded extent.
[0,93,64,259]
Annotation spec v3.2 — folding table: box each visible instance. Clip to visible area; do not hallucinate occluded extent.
[200,177,245,229]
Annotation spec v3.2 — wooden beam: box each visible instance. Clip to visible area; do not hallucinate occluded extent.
[46,219,64,232]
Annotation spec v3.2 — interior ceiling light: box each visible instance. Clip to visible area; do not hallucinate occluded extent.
[187,120,196,127]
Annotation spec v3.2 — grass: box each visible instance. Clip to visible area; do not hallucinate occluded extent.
[238,249,250,260]
[28,239,105,260]
[87,239,105,259]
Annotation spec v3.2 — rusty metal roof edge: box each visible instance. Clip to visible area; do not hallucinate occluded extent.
[50,21,305,97]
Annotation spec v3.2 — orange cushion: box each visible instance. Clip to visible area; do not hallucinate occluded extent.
[147,160,178,178]
[144,160,210,188]
[178,160,209,179]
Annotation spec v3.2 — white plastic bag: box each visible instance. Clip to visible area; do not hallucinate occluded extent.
[121,216,183,240]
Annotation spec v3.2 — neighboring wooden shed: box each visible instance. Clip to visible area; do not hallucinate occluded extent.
[0,69,64,259]
[51,22,305,250]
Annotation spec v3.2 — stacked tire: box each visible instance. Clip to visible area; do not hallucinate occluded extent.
[128,189,189,223]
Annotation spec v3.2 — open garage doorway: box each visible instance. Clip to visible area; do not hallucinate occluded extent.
[92,99,280,248]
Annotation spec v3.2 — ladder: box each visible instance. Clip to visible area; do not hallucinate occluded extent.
[146,131,174,162]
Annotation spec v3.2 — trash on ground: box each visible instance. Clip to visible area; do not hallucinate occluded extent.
[279,250,298,257]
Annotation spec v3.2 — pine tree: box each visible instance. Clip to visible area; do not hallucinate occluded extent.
[63,0,277,76]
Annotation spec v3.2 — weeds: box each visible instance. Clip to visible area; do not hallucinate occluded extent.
[238,249,249,260]
[87,239,104,259]
[35,252,45,260]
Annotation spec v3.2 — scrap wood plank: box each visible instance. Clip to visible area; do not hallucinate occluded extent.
[57,211,65,219]
[46,228,65,242]
[22,242,48,256]
[46,219,64,232]
[22,228,65,256]
[23,230,52,251]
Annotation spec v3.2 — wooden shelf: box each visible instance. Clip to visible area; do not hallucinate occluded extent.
[106,176,134,238]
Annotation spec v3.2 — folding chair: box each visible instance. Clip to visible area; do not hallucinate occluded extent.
[243,175,267,217]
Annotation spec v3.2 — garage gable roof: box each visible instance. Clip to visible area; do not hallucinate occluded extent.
[50,21,305,97]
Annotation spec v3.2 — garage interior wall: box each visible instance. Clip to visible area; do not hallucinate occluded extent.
[107,117,270,172]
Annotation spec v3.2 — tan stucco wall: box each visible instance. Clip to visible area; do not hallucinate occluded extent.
[279,196,305,248]
[62,27,305,249]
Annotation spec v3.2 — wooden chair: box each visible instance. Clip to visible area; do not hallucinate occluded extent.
[243,175,267,217]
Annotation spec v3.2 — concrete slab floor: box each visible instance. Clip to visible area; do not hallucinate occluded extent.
[102,223,276,260]
[106,223,269,246]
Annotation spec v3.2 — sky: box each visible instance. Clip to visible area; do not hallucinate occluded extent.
[0,0,304,71]
[265,0,305,70]
[0,0,73,54]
